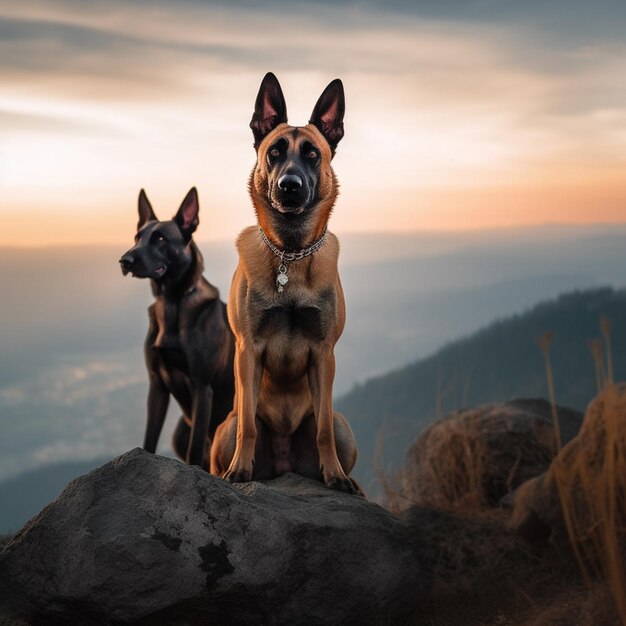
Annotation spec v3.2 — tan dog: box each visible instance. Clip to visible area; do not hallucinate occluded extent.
[211,73,361,494]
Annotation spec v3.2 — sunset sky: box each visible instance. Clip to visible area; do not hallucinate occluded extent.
[1,0,625,246]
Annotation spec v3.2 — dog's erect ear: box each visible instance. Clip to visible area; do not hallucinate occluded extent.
[250,72,287,149]
[174,187,199,241]
[138,189,157,230]
[309,79,345,154]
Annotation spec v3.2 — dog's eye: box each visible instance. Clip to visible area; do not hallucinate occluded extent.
[269,148,280,158]
[156,235,165,242]
[307,150,319,160]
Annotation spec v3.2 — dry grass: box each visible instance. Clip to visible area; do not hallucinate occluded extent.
[550,384,626,624]
[538,331,562,453]
[374,411,494,516]
[380,315,626,625]
[381,404,556,518]
[542,316,626,624]
[403,414,491,514]
[600,316,614,385]
[590,338,606,394]
[373,424,407,514]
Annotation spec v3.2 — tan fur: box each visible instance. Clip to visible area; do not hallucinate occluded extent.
[251,124,337,246]
[211,117,360,493]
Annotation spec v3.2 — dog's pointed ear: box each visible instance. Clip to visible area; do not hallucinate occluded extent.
[309,79,345,155]
[138,189,157,230]
[250,72,287,149]
[174,187,199,241]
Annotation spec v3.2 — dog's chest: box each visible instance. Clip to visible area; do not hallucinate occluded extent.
[257,304,324,341]
[251,291,333,342]
[152,298,187,357]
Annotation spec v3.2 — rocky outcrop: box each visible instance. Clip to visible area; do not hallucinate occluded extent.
[2,392,622,626]
[401,399,583,512]
[0,448,424,625]
[510,385,626,549]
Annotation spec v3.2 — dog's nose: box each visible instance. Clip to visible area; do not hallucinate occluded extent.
[119,254,134,267]
[278,174,303,193]
[119,254,134,274]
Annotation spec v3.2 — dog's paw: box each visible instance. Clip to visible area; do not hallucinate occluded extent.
[349,478,366,497]
[326,475,362,496]
[223,467,253,483]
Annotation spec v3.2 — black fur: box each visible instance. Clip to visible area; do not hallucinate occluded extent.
[250,72,288,149]
[309,78,345,154]
[120,188,235,467]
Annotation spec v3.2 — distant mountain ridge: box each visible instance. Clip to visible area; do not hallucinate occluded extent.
[337,287,626,489]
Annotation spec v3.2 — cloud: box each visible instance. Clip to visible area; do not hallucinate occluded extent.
[1,1,626,244]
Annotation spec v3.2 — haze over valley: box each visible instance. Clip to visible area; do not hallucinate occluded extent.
[2,224,626,495]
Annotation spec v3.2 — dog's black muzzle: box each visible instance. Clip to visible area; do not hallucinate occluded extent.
[273,171,311,213]
[278,174,302,193]
[119,252,135,276]
[119,250,165,278]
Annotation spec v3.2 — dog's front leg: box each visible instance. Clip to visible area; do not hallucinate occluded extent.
[186,383,213,467]
[144,376,170,454]
[308,347,359,494]
[223,342,261,482]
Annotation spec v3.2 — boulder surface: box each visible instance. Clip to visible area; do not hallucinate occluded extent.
[401,398,583,512]
[0,448,424,625]
[510,384,626,549]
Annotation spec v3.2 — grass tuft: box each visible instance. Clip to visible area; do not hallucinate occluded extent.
[551,384,626,624]
[538,331,562,453]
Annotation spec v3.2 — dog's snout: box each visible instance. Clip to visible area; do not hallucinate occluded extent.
[119,253,134,275]
[120,253,134,267]
[278,174,303,193]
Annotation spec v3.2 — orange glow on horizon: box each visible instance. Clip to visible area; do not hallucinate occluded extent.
[1,3,625,247]
[2,174,626,248]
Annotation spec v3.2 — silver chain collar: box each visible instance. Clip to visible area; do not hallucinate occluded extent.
[259,227,328,292]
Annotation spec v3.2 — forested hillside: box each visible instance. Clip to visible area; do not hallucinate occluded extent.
[338,287,626,488]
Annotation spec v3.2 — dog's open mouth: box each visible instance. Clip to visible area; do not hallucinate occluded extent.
[269,190,307,215]
[274,203,305,215]
[123,266,166,279]
[271,196,306,215]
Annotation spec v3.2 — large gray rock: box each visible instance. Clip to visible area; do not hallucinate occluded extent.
[401,399,583,512]
[0,448,424,625]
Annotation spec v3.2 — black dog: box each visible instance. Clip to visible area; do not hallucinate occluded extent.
[120,187,235,467]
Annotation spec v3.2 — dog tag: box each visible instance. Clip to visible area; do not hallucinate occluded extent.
[277,263,289,292]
